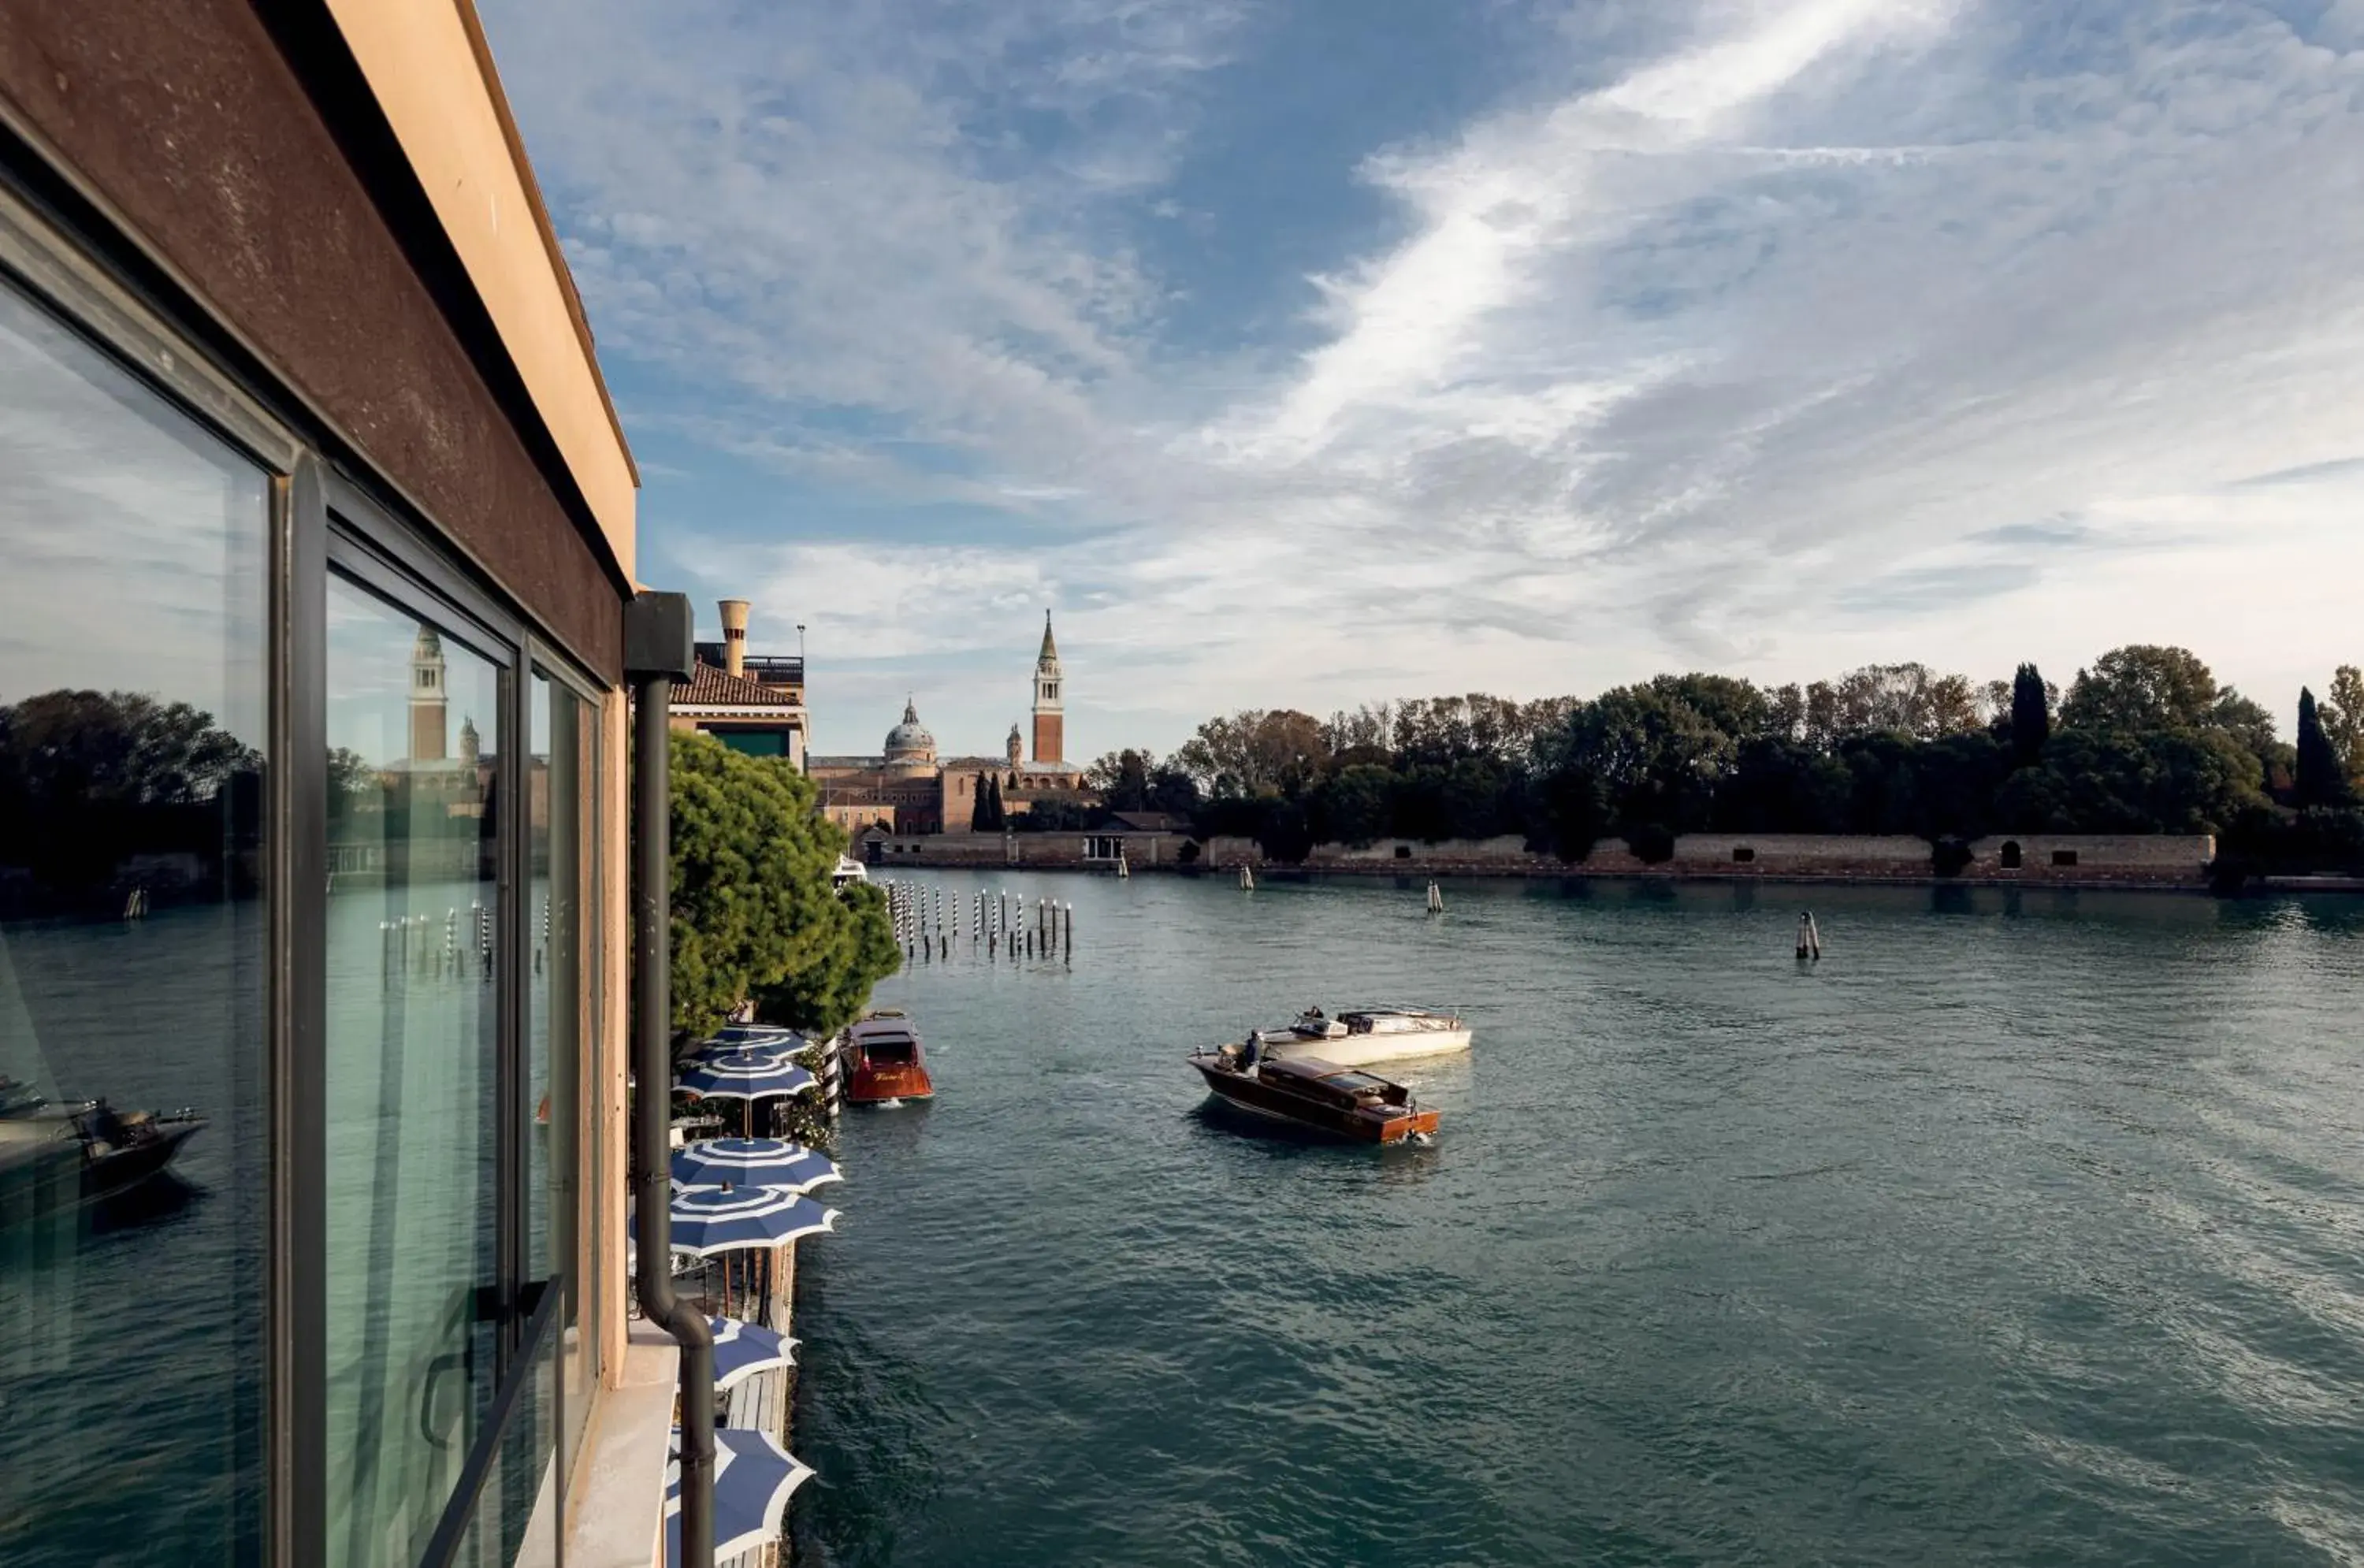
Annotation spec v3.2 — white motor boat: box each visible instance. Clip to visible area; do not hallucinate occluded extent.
[831,854,868,889]
[1243,1006,1471,1069]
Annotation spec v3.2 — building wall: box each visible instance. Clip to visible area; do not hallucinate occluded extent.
[0,0,630,679]
[323,0,637,577]
[823,803,894,835]
[1212,833,2219,885]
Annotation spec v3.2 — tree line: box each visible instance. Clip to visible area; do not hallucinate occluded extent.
[1079,648,2364,875]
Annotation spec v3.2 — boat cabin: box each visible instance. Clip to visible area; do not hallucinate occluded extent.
[1256,1057,1413,1110]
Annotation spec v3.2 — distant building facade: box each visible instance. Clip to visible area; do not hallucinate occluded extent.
[672,597,809,766]
[810,612,1091,833]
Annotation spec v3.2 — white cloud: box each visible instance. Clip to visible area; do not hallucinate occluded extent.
[483,0,2364,754]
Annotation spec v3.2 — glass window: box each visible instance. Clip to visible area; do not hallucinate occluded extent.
[0,277,270,1565]
[323,577,504,1567]
[716,729,785,757]
[451,1318,559,1568]
[531,670,598,1493]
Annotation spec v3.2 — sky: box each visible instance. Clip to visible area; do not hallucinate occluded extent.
[477,0,2364,764]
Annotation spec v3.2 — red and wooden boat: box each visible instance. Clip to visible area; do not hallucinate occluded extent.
[843,1010,935,1105]
[1186,1048,1437,1144]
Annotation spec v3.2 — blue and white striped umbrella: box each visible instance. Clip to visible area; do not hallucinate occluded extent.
[701,1024,805,1053]
[708,1314,800,1392]
[672,1138,842,1195]
[677,1050,816,1102]
[669,1186,840,1258]
[665,1427,815,1566]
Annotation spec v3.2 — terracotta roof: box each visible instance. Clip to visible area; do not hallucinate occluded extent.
[678,660,801,708]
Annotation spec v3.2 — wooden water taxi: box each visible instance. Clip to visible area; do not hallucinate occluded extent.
[1186,1046,1438,1144]
[843,1009,935,1105]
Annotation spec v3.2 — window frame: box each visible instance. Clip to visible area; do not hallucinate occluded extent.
[0,148,602,1568]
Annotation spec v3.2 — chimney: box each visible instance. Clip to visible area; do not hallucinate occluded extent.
[718,598,749,678]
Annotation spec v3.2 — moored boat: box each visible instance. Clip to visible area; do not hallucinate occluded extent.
[842,1009,934,1105]
[1246,1005,1471,1069]
[1186,1046,1438,1145]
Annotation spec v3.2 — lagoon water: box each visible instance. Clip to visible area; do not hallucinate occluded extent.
[794,874,2364,1567]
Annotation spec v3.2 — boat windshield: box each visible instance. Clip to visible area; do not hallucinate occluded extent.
[863,1041,917,1064]
[1325,1072,1390,1094]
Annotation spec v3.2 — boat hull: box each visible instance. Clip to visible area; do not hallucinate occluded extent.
[0,1114,203,1224]
[1188,1058,1437,1145]
[846,1061,935,1104]
[1257,1027,1471,1069]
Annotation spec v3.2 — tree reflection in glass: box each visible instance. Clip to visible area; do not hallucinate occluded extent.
[0,279,267,1566]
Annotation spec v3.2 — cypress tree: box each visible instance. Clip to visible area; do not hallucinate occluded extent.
[2295,687,2351,807]
[2009,663,2050,767]
[987,775,1006,828]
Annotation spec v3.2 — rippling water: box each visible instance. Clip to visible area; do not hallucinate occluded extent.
[791,875,2364,1567]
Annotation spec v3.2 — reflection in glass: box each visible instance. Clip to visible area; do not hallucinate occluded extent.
[325,577,502,1566]
[0,278,268,1565]
[530,670,597,1526]
[456,1324,558,1568]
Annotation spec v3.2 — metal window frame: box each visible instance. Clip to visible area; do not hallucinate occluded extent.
[0,145,593,1568]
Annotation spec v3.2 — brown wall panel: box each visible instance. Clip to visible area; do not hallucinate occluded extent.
[0,0,623,682]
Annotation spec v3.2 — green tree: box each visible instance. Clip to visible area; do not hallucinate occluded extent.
[2320,665,2364,782]
[2294,687,2353,808]
[751,881,901,1037]
[2059,645,2219,734]
[1313,763,1395,845]
[1085,748,1155,811]
[969,772,998,830]
[2210,689,2284,793]
[1529,764,1608,860]
[669,731,899,1040]
[2009,663,2050,767]
[985,776,1005,829]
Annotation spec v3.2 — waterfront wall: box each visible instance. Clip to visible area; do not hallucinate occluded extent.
[865,829,2217,886]
[1254,832,2217,886]
[864,830,1190,869]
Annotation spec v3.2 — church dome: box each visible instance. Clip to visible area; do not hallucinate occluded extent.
[883,697,937,768]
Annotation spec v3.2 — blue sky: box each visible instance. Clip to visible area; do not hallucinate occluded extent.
[478,0,2364,762]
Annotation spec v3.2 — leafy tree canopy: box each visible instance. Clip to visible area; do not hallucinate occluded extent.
[669,731,898,1040]
[2059,645,2220,734]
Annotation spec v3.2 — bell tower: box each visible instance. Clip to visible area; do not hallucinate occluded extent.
[410,626,448,761]
[1031,610,1063,764]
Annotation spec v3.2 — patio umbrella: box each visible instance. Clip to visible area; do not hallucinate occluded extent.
[671,1138,842,1195]
[665,1427,815,1567]
[708,1314,800,1392]
[668,1186,840,1258]
[677,1050,818,1137]
[699,1024,805,1056]
[676,1051,816,1101]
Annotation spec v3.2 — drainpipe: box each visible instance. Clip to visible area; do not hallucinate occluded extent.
[626,591,715,1568]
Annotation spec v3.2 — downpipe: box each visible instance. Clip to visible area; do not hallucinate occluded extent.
[627,594,714,1568]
